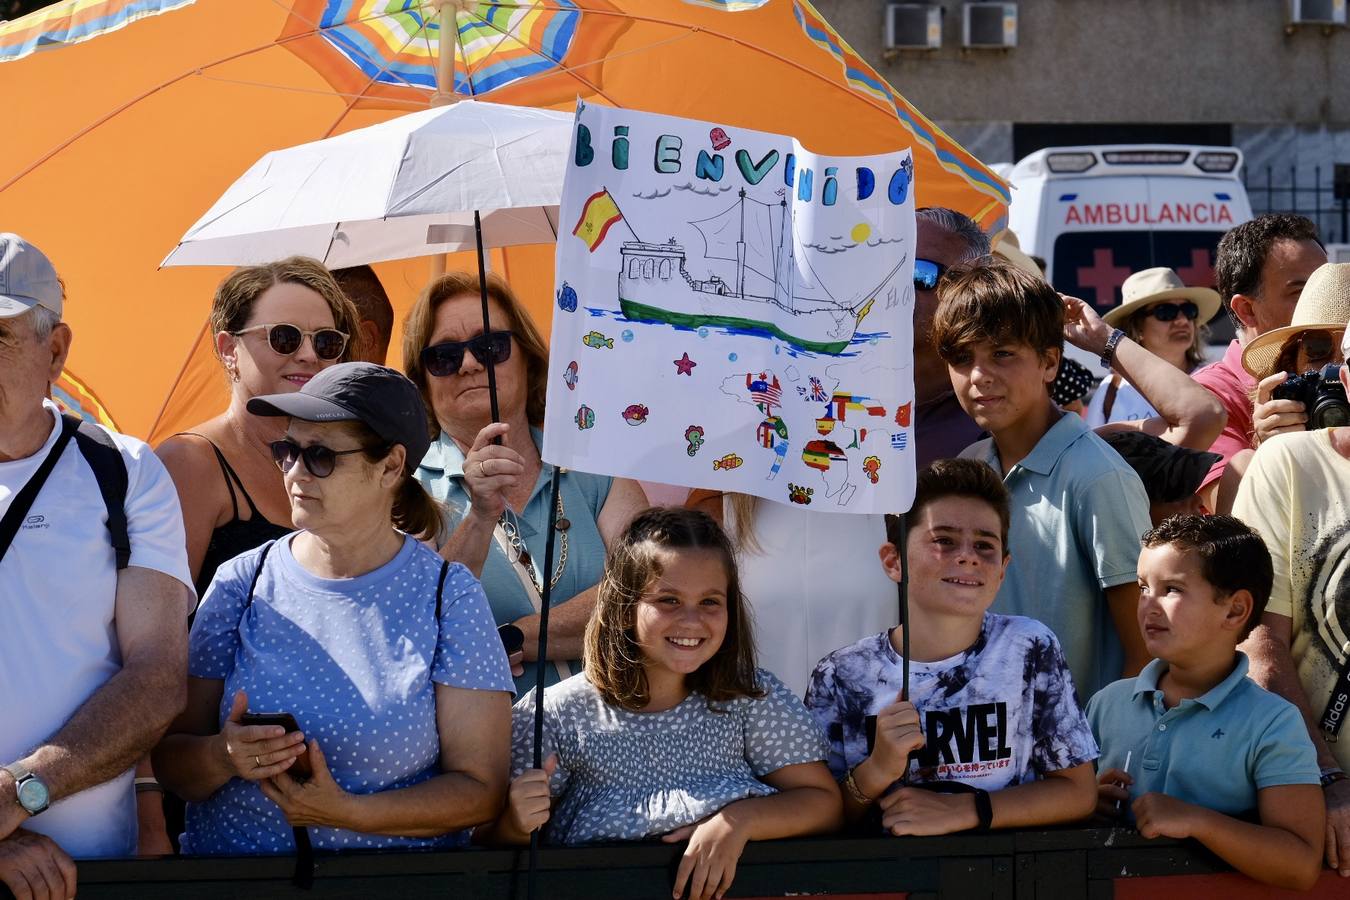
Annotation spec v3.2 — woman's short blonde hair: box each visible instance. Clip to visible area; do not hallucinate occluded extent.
[209,257,359,362]
[402,272,549,428]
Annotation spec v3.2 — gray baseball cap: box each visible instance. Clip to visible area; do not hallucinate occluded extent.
[0,234,62,319]
[247,362,432,472]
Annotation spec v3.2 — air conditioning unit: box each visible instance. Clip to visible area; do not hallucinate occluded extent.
[963,3,1017,48]
[885,3,942,50]
[1288,0,1348,25]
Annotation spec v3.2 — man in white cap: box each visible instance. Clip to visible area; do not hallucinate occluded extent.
[0,234,193,893]
[1232,263,1350,881]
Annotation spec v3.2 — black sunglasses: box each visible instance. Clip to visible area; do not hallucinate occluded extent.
[1280,329,1344,369]
[420,330,513,378]
[233,323,349,361]
[1144,301,1200,322]
[270,439,369,478]
[914,258,947,292]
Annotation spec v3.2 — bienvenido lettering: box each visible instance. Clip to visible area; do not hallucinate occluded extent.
[1063,202,1235,227]
[573,122,911,206]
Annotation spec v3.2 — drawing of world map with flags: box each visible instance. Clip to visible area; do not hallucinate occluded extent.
[542,101,917,515]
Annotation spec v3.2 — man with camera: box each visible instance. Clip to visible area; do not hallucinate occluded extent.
[1245,263,1350,441]
[1193,214,1326,510]
[1233,272,1350,879]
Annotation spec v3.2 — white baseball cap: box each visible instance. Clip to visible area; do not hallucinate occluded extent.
[0,234,62,319]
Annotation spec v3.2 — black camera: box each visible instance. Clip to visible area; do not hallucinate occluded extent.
[1272,364,1350,430]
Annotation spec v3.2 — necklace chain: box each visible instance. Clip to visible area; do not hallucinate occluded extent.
[498,473,568,592]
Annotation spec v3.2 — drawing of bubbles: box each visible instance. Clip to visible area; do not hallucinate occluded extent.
[728,352,738,362]
[622,329,634,342]
[698,327,709,338]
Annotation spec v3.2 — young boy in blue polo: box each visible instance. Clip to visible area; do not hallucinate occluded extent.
[1087,515,1324,890]
[931,260,1152,698]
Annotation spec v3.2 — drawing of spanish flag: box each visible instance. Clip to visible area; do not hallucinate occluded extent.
[52,368,119,431]
[572,188,623,252]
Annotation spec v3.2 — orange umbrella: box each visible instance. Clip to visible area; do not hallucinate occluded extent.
[0,0,1007,442]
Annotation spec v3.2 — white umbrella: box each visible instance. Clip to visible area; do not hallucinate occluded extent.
[161,100,571,269]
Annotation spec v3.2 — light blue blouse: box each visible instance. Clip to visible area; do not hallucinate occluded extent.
[416,428,613,696]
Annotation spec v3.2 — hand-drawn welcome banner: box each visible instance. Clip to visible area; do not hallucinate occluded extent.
[542,101,917,515]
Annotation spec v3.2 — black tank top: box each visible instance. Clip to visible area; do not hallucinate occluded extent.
[187,435,292,597]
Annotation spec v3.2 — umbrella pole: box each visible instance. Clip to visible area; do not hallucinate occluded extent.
[474,210,501,427]
[526,466,563,900]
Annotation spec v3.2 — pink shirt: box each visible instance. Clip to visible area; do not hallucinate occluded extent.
[1191,339,1255,487]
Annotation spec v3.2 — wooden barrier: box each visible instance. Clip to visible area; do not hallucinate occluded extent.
[10,828,1347,899]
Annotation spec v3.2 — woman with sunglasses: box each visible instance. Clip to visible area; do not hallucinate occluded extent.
[154,363,515,854]
[403,272,647,696]
[156,258,360,597]
[1085,267,1220,428]
[1243,262,1350,446]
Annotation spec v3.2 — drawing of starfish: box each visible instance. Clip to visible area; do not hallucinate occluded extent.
[673,352,697,376]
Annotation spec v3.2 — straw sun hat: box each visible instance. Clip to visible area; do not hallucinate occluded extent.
[1241,262,1350,378]
[1101,267,1222,329]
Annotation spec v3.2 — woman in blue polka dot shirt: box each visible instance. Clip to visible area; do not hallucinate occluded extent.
[153,363,515,855]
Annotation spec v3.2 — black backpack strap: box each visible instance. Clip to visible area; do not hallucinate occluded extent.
[435,559,450,620]
[69,415,130,570]
[244,540,276,612]
[0,415,78,566]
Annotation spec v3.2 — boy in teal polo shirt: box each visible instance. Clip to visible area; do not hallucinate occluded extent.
[931,259,1152,696]
[1087,515,1324,890]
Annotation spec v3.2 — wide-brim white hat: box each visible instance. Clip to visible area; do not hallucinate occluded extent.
[1242,263,1350,378]
[1101,267,1221,328]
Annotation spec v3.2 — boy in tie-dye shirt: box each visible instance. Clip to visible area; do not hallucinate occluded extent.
[805,459,1098,836]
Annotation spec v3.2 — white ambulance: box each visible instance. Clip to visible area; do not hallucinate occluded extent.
[1006,145,1254,322]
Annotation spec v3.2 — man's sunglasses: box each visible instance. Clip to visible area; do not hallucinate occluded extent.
[1143,301,1200,322]
[232,323,349,361]
[420,330,513,378]
[270,439,369,478]
[914,258,947,292]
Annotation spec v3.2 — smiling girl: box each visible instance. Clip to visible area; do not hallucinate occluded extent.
[486,507,841,900]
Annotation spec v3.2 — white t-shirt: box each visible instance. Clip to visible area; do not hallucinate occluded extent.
[728,498,896,697]
[0,401,192,858]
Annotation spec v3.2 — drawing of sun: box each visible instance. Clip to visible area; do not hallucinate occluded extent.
[850,222,871,243]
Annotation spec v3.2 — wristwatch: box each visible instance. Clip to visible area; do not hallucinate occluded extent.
[1320,767,1347,789]
[1100,328,1125,370]
[3,763,50,816]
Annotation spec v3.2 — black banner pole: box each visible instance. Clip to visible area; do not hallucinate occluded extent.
[526,466,563,900]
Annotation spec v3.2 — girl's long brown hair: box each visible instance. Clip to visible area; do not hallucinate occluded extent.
[584,507,762,711]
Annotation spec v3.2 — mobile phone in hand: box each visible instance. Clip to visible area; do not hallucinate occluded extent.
[239,712,312,780]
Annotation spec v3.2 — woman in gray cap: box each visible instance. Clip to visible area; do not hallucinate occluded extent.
[153,363,514,855]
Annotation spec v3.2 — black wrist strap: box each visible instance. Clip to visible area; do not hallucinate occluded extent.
[972,788,993,831]
[0,415,77,566]
[1318,652,1350,742]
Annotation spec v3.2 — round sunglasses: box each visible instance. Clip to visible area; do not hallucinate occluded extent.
[232,323,349,361]
[913,258,948,292]
[420,330,513,378]
[1277,328,1345,373]
[1143,301,1200,322]
[270,438,370,478]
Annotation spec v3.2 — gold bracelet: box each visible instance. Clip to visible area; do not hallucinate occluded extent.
[843,766,875,805]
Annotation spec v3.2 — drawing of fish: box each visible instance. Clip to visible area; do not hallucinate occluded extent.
[575,405,595,430]
[557,282,578,313]
[563,361,579,390]
[713,453,743,471]
[622,404,649,426]
[582,330,614,349]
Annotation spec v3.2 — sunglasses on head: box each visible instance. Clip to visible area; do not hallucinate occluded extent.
[233,323,349,361]
[913,258,947,292]
[420,330,513,378]
[1144,301,1200,322]
[270,438,370,478]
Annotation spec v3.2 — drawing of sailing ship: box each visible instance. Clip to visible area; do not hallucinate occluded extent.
[617,189,904,355]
